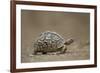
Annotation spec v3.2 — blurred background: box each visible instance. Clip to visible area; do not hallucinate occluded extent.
[21,10,90,63]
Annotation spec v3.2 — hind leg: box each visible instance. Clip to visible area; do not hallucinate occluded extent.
[33,51,38,55]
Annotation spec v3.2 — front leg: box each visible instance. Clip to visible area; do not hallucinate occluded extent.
[60,45,67,54]
[42,52,47,54]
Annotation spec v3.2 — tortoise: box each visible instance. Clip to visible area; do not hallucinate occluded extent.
[33,31,73,55]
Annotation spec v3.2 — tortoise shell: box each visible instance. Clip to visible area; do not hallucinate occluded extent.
[33,31,66,53]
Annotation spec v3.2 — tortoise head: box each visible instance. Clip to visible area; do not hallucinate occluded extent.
[64,39,74,45]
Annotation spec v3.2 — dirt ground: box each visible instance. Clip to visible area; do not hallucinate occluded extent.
[21,41,90,63]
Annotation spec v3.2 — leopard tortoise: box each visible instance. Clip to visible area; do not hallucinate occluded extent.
[33,31,73,55]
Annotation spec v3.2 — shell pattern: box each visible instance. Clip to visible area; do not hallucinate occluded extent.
[33,31,66,54]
